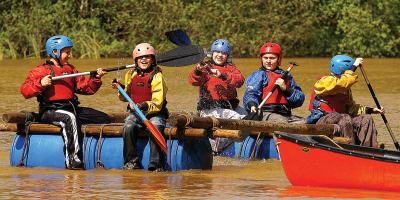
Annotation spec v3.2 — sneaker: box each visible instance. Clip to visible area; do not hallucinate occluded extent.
[69,160,83,170]
[148,166,164,172]
[122,162,141,170]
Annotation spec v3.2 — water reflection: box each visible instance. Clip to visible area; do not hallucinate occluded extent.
[279,186,400,199]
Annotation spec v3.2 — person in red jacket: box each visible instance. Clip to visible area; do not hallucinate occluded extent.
[188,39,245,154]
[20,35,110,169]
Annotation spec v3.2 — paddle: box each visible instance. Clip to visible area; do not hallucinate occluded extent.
[165,29,192,46]
[52,44,204,80]
[359,65,400,150]
[112,79,167,154]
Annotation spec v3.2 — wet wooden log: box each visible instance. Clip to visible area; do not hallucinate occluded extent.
[1,112,129,123]
[2,111,188,124]
[0,123,254,139]
[168,114,335,136]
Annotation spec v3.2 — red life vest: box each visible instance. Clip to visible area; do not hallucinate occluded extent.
[130,69,157,104]
[309,86,350,114]
[206,64,238,100]
[261,71,290,105]
[43,63,75,101]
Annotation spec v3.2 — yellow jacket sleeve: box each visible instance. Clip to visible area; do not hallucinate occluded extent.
[144,72,168,115]
[314,70,358,96]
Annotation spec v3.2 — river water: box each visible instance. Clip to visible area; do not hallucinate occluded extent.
[1,58,400,199]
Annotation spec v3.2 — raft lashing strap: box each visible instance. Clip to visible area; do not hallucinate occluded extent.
[210,116,219,154]
[17,121,34,167]
[250,134,265,160]
[95,124,107,169]
[168,128,172,169]
[82,125,88,169]
[237,140,244,159]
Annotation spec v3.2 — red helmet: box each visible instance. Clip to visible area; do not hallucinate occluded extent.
[259,42,282,65]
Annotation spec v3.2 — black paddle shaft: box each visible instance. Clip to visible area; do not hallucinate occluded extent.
[52,45,204,80]
[359,65,400,150]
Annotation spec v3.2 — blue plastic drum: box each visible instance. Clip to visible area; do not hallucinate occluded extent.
[218,136,279,160]
[92,136,212,171]
[10,133,213,171]
[10,133,94,169]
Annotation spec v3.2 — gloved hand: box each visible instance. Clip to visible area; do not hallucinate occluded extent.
[196,62,212,74]
[351,58,364,71]
[138,102,149,112]
[111,78,124,89]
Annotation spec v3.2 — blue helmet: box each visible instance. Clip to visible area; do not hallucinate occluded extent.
[210,39,231,55]
[45,35,73,59]
[330,55,355,76]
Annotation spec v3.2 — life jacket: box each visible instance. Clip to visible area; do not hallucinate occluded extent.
[130,66,159,104]
[40,61,75,102]
[261,71,290,106]
[205,63,238,101]
[309,85,350,114]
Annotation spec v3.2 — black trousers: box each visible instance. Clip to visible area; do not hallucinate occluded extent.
[122,113,165,169]
[41,107,110,168]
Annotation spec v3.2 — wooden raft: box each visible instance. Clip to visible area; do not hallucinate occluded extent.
[1,112,335,139]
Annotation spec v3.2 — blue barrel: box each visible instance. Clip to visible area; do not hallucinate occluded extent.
[92,136,212,171]
[217,136,279,160]
[10,133,94,169]
[10,133,213,171]
[166,137,213,171]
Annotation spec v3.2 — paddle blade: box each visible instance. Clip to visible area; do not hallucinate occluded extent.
[143,120,167,154]
[165,29,192,46]
[157,45,205,67]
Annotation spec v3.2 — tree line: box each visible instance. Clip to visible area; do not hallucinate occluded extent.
[1,0,399,60]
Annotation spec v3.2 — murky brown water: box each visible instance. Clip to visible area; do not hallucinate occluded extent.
[1,58,400,199]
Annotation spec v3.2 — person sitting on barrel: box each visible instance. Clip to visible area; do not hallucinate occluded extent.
[243,42,305,123]
[20,35,110,169]
[307,55,384,148]
[188,39,246,154]
[112,43,167,171]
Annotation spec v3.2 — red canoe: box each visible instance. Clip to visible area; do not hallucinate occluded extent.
[274,132,400,192]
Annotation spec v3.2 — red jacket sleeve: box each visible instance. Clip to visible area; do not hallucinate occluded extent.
[20,67,48,99]
[74,68,102,95]
[188,66,209,86]
[224,64,245,88]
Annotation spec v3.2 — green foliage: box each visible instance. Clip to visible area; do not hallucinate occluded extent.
[0,0,399,59]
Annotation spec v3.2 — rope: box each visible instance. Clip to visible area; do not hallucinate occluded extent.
[183,113,193,127]
[95,124,107,168]
[82,125,88,168]
[236,139,244,159]
[209,116,220,153]
[168,128,172,169]
[17,122,34,167]
[250,132,262,160]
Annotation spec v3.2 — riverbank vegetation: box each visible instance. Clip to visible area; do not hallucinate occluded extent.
[1,0,399,59]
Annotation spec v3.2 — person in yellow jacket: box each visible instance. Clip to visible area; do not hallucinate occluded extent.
[307,55,384,148]
[113,43,168,171]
